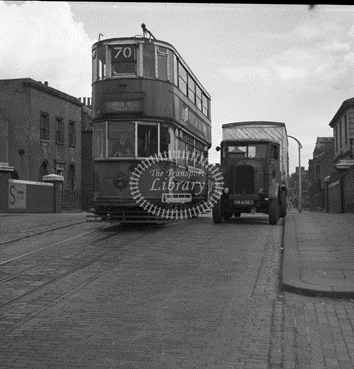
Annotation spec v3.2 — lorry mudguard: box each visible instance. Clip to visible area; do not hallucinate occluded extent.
[268,182,279,199]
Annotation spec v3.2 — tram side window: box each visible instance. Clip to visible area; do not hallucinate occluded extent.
[160,126,171,155]
[93,123,107,158]
[109,122,135,157]
[196,86,202,110]
[138,124,158,157]
[178,62,187,95]
[97,46,107,80]
[157,46,168,81]
[177,138,186,168]
[188,75,195,103]
[186,143,195,166]
[202,94,209,117]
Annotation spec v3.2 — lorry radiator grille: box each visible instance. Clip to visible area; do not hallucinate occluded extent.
[232,165,255,194]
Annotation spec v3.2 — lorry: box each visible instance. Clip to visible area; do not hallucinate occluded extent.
[212,121,289,225]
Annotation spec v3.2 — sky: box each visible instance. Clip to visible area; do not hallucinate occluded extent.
[1,2,354,173]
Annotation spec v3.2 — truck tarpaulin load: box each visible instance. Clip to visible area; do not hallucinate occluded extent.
[212,121,289,225]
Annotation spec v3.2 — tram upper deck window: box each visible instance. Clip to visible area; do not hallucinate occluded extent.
[202,94,208,118]
[178,62,187,95]
[196,86,202,110]
[138,124,158,157]
[109,122,135,157]
[188,75,195,103]
[95,46,107,81]
[111,45,136,76]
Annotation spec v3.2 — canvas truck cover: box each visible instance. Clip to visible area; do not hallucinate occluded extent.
[222,121,289,187]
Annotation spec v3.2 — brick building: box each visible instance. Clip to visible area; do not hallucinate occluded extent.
[308,137,334,211]
[329,97,354,170]
[328,98,354,212]
[0,78,83,209]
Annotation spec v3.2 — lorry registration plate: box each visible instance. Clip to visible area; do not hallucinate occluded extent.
[234,200,253,205]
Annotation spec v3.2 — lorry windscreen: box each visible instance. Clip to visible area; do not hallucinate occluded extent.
[227,144,267,158]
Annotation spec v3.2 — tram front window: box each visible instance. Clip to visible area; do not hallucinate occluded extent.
[138,124,158,157]
[109,122,134,157]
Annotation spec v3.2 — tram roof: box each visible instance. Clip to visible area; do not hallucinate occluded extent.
[92,37,211,99]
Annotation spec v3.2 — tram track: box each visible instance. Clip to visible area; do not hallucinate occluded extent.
[0,230,144,310]
[0,224,151,308]
[0,227,117,284]
[0,219,88,246]
[0,219,190,335]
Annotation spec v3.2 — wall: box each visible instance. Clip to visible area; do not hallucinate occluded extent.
[0,176,55,213]
[343,165,354,212]
[328,180,342,213]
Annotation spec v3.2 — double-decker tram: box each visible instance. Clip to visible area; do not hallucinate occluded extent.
[90,26,213,222]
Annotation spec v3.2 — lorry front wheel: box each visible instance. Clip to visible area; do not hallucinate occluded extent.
[280,190,287,218]
[269,198,279,225]
[212,200,223,223]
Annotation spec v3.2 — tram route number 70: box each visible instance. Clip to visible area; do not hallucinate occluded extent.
[112,45,135,62]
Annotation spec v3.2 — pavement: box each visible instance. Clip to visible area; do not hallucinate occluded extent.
[282,210,354,298]
[1,209,354,298]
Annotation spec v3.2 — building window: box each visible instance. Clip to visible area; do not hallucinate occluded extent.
[39,161,49,181]
[69,121,76,147]
[40,112,50,141]
[56,117,64,144]
[67,164,75,191]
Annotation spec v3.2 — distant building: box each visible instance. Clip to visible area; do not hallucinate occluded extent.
[289,166,310,210]
[308,137,334,211]
[80,101,94,210]
[0,78,83,209]
[328,98,354,212]
[329,97,354,169]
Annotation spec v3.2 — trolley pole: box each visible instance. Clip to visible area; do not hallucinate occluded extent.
[287,135,303,213]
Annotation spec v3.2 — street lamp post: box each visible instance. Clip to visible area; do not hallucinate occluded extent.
[287,135,303,213]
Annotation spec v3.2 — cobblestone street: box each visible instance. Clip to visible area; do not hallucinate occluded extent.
[0,212,354,368]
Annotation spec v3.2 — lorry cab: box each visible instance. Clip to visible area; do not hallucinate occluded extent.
[214,139,286,224]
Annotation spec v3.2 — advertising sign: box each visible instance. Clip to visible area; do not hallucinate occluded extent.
[9,182,26,209]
